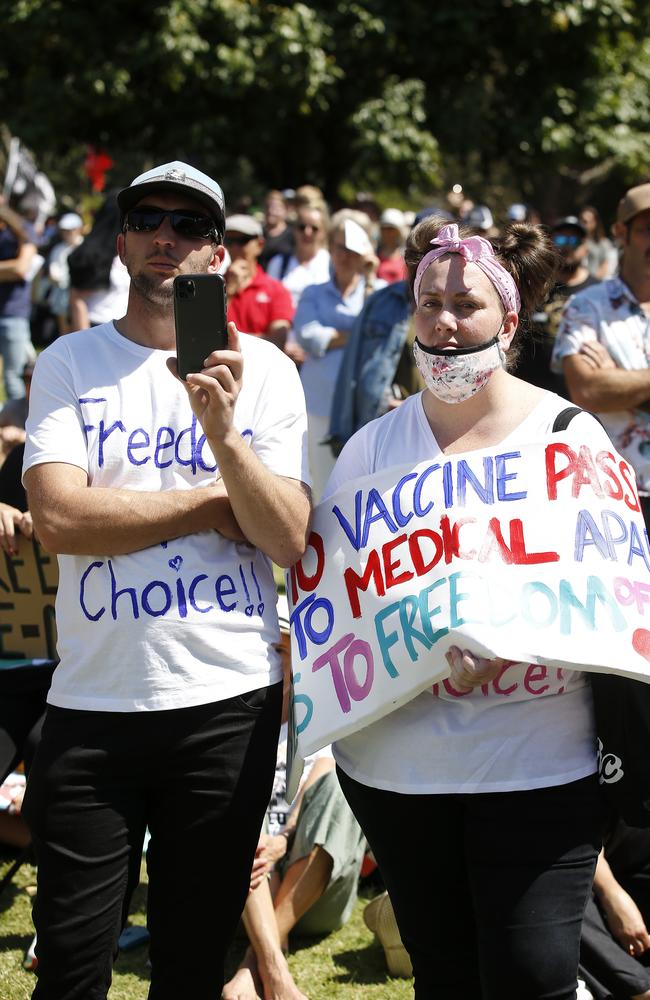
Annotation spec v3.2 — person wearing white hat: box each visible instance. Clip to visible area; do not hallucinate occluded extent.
[39,211,85,335]
[507,202,528,223]
[224,213,294,346]
[21,160,311,1000]
[58,211,83,232]
[293,209,385,499]
[463,204,499,237]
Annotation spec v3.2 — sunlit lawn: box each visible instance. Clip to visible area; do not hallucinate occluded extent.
[0,852,413,1000]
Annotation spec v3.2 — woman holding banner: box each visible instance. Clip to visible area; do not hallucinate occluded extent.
[324,218,611,1000]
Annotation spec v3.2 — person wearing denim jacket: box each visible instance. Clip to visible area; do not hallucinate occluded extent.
[328,279,412,453]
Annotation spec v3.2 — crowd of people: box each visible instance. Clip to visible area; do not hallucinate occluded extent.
[0,181,626,499]
[1,163,650,1000]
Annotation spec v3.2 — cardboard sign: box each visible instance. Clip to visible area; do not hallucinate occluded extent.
[0,539,58,660]
[286,436,650,794]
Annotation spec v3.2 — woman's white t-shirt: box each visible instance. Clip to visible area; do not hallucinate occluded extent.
[323,391,604,794]
[266,248,331,310]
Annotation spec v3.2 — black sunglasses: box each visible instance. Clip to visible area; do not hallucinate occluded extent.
[124,207,217,240]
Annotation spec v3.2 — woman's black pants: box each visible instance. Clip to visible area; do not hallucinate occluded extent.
[338,769,605,1000]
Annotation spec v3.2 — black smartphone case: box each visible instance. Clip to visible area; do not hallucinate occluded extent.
[173,273,227,380]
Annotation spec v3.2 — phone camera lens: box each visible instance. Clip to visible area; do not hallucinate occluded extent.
[178,279,195,299]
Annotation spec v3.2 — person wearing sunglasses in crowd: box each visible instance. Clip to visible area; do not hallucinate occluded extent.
[266,202,331,310]
[548,215,598,303]
[21,161,311,1000]
[517,215,599,396]
[223,214,294,348]
[323,217,613,1000]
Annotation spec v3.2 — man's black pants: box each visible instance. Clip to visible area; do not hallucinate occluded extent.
[22,682,283,1000]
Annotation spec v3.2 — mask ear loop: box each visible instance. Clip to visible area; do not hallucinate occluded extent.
[495,315,508,366]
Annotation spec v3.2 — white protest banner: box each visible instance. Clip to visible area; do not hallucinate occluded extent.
[286,436,650,794]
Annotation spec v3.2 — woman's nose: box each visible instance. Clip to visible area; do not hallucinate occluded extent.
[435,308,457,332]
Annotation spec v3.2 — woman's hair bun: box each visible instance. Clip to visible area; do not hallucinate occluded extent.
[491,223,558,317]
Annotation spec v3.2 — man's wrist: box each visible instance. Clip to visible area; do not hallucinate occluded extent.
[207,425,243,461]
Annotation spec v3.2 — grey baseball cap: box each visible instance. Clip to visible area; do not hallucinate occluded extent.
[117,161,226,232]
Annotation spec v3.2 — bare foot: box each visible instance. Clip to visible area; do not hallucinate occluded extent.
[258,952,308,1000]
[222,950,263,1000]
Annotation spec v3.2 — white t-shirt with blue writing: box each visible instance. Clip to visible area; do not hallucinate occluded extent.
[23,323,309,712]
[324,391,608,793]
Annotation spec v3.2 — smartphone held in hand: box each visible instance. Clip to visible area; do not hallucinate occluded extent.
[173,273,228,380]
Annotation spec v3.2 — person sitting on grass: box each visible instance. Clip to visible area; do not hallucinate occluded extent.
[579,817,650,1000]
[222,609,366,1000]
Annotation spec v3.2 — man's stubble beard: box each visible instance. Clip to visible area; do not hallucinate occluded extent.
[123,241,218,312]
[129,269,175,308]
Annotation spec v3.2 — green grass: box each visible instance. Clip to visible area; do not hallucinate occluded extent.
[0,852,413,999]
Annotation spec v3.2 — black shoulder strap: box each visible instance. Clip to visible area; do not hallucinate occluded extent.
[552,406,605,433]
[552,406,584,433]
[279,252,293,280]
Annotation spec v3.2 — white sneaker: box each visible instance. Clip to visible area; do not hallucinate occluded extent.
[23,932,37,972]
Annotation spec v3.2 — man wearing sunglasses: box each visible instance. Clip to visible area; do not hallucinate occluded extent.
[516,215,597,395]
[21,161,311,1000]
[549,216,594,296]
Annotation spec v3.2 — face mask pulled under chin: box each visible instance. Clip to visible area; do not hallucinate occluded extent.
[413,334,507,405]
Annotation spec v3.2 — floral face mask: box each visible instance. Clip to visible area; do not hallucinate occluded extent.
[413,332,507,405]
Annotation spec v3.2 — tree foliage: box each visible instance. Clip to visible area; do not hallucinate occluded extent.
[1,0,649,213]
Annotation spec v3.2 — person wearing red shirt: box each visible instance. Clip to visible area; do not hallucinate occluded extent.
[376,208,408,284]
[224,215,294,348]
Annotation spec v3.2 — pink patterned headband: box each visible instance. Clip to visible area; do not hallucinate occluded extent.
[413,223,521,314]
